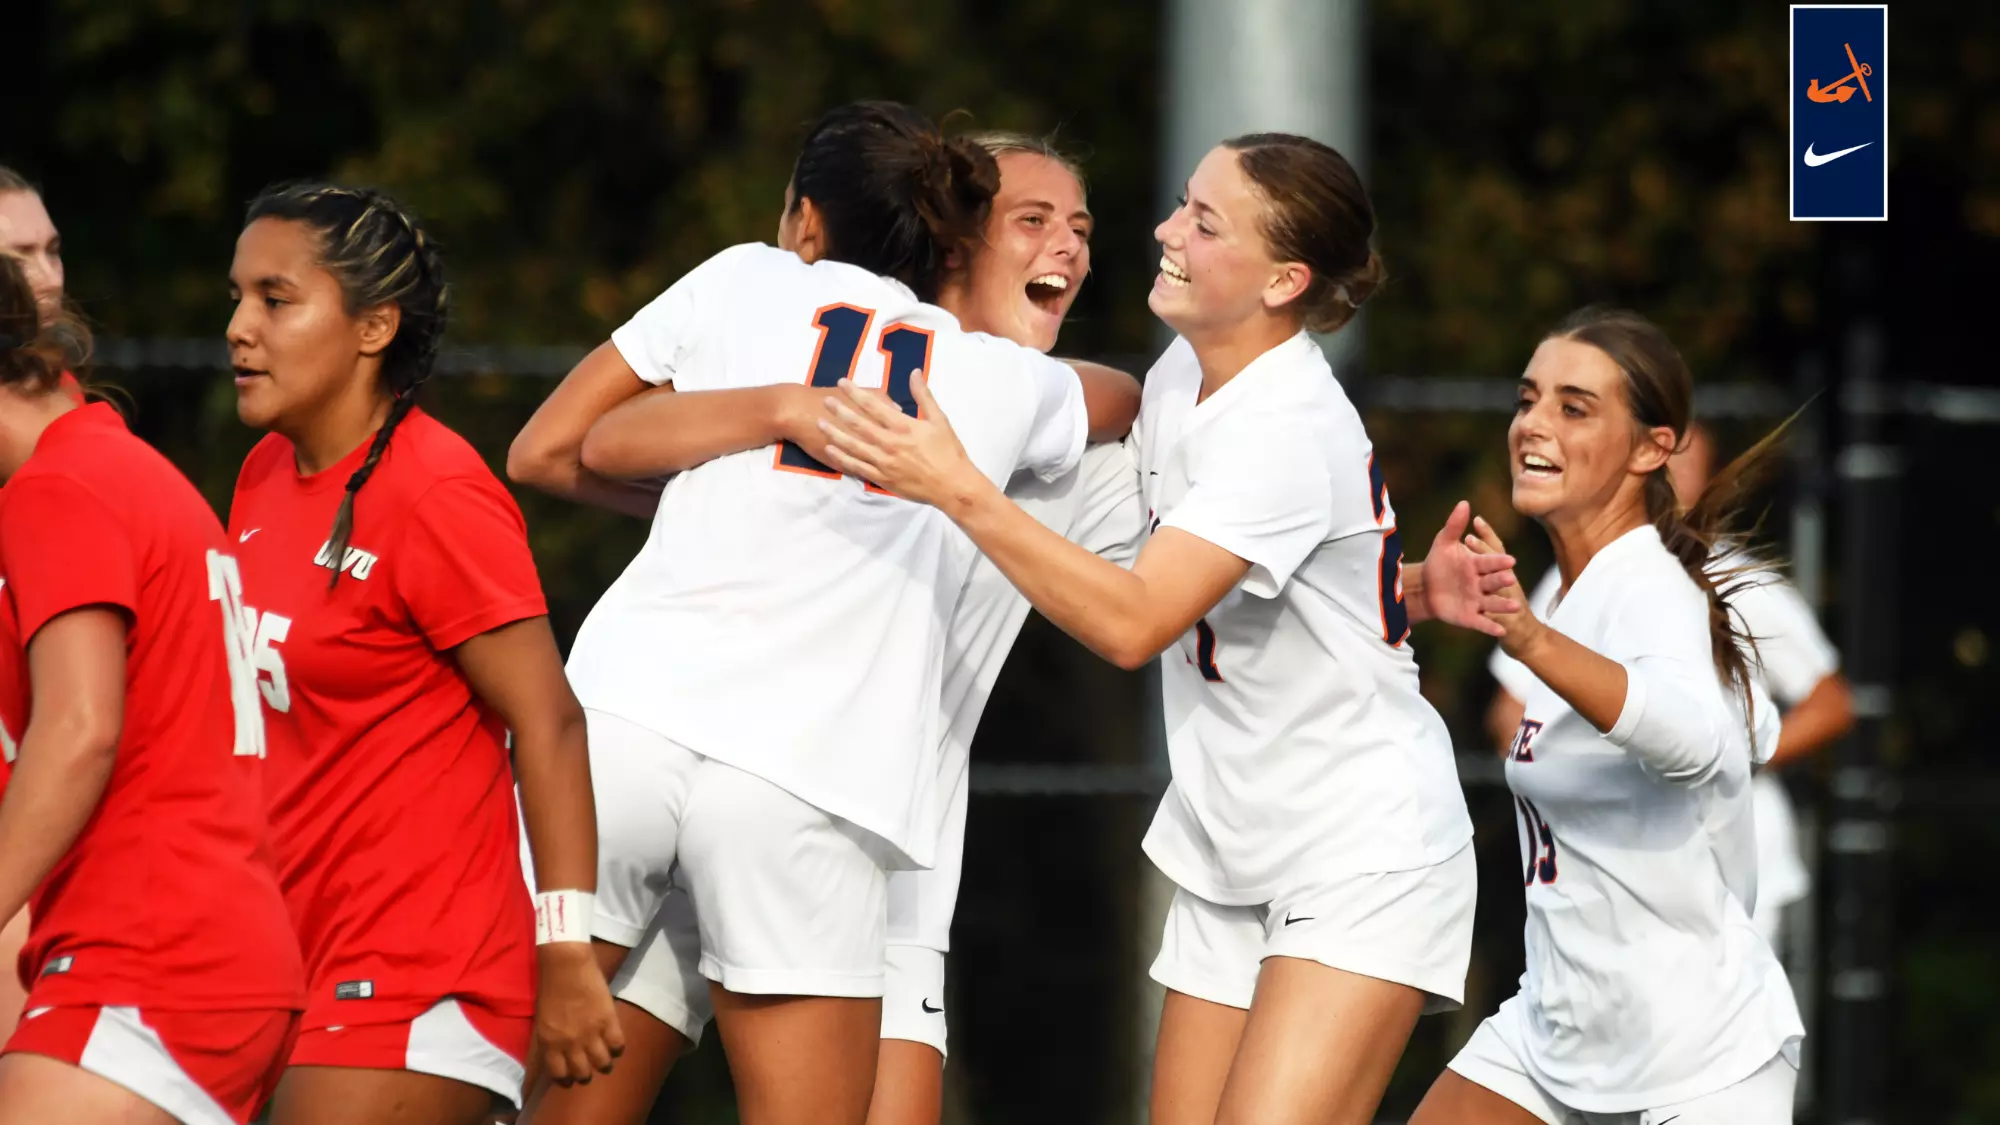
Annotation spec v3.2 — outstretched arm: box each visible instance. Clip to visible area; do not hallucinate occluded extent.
[506,342,666,519]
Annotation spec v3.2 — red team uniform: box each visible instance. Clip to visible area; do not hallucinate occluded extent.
[0,403,305,1125]
[227,408,545,1100]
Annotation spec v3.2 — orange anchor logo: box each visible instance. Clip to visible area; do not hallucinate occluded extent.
[1807,42,1875,104]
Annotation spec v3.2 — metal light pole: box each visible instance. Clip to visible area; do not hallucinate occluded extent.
[1826,320,1896,1125]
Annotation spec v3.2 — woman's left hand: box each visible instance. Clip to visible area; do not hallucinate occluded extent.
[817,374,983,510]
[1463,516,1546,658]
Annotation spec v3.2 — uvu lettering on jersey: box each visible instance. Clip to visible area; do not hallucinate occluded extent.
[313,541,380,581]
[206,551,293,759]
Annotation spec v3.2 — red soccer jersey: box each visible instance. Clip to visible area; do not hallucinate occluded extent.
[227,408,545,1029]
[0,403,305,1012]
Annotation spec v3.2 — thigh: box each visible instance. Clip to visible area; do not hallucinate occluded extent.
[1147,887,1265,1125]
[271,1065,495,1125]
[518,998,689,1125]
[1409,1068,1561,1125]
[677,759,888,999]
[1213,956,1424,1125]
[585,710,696,948]
[1413,1005,1570,1125]
[0,1051,176,1125]
[1151,989,1248,1125]
[0,909,26,1046]
[712,988,880,1125]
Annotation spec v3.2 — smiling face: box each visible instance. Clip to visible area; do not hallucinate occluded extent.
[939,151,1091,352]
[226,217,396,434]
[1509,336,1677,523]
[1148,145,1309,341]
[0,191,63,325]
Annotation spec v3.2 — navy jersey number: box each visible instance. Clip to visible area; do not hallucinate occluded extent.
[1516,796,1558,886]
[774,303,932,493]
[1368,454,1410,645]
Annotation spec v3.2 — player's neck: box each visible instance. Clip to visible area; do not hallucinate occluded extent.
[0,386,79,483]
[1544,495,1651,593]
[1186,313,1300,404]
[285,383,395,478]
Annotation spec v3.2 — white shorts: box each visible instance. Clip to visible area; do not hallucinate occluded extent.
[1449,1011,1798,1124]
[608,889,712,1047]
[589,709,889,998]
[879,945,947,1057]
[1149,844,1476,1014]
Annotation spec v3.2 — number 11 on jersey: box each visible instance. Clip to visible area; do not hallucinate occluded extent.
[775,303,932,492]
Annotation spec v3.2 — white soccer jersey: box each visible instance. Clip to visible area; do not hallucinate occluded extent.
[1135,333,1472,905]
[1490,550,1842,927]
[565,243,1087,867]
[1495,525,1802,1111]
[886,442,1147,952]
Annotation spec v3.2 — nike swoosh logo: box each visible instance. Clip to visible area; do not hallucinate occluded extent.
[239,528,260,542]
[921,999,943,1014]
[1803,141,1871,167]
[1655,1117,1681,1125]
[1283,913,1314,927]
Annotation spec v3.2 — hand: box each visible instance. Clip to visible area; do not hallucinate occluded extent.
[1461,514,1546,657]
[817,373,983,510]
[534,942,624,1086]
[1419,501,1522,638]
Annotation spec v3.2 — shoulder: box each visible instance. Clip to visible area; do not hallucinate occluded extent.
[234,432,295,497]
[378,410,512,503]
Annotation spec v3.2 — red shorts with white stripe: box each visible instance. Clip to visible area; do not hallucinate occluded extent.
[289,997,531,1108]
[5,1004,298,1125]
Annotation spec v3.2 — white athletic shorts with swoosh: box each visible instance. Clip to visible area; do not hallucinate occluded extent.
[1449,1003,1798,1124]
[1148,842,1475,1014]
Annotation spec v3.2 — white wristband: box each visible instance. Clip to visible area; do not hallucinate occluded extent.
[535,889,594,945]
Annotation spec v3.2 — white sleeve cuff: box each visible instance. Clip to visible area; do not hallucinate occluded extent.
[1606,659,1648,743]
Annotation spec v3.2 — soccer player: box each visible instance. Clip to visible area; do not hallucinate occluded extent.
[0,255,306,1125]
[1487,421,1855,952]
[513,131,1144,1125]
[507,101,1115,1125]
[0,165,69,1043]
[223,183,620,1125]
[1410,308,1805,1124]
[816,133,1513,1125]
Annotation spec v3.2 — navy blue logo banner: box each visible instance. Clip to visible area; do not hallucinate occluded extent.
[1792,5,1888,221]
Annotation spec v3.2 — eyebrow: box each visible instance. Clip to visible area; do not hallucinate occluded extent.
[1517,377,1601,401]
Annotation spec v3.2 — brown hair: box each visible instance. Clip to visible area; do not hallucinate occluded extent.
[789,101,1001,302]
[244,182,449,587]
[1221,133,1385,334]
[0,255,88,394]
[961,130,1087,192]
[1549,306,1789,737]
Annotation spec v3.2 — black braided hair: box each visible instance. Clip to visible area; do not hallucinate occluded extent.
[244,183,449,587]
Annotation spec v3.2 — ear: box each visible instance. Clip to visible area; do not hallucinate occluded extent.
[1630,424,1677,475]
[354,302,401,359]
[791,196,828,265]
[1261,261,1313,315]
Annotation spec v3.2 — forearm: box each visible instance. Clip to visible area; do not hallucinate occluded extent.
[507,431,663,519]
[0,721,116,921]
[943,478,1168,670]
[582,385,806,480]
[1404,561,1432,624]
[1516,626,1729,784]
[1767,674,1855,769]
[510,702,598,894]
